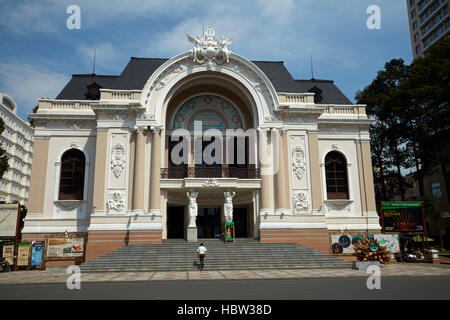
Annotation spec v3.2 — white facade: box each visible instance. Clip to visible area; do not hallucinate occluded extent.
[0,94,34,205]
[22,28,381,261]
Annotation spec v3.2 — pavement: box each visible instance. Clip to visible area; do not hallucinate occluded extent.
[0,263,449,284]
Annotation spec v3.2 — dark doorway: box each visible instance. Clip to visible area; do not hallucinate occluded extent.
[167,206,184,239]
[234,208,248,238]
[197,207,221,238]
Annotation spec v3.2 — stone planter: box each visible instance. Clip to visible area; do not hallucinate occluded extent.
[352,261,380,271]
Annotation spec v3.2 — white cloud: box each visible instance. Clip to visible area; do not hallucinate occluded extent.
[0,63,70,115]
[76,42,123,73]
[0,0,62,34]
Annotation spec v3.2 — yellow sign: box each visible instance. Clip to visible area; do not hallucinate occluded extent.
[2,244,14,265]
[384,211,400,217]
[17,243,30,266]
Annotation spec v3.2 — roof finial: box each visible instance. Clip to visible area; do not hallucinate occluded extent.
[92,49,96,75]
[310,55,315,80]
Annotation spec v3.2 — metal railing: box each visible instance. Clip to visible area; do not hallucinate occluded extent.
[161,167,260,179]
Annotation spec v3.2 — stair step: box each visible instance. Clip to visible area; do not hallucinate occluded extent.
[81,241,350,272]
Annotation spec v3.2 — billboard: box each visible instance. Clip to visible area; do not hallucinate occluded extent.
[331,233,400,254]
[381,202,425,233]
[0,203,20,238]
[46,238,84,258]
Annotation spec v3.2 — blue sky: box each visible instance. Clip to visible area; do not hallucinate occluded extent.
[0,0,413,121]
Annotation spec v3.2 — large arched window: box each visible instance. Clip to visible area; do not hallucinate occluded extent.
[59,149,85,200]
[325,151,349,200]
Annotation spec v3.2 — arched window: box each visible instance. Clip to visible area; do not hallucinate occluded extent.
[59,149,85,200]
[325,151,349,199]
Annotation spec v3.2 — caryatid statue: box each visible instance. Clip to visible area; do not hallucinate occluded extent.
[187,191,199,228]
[224,191,236,223]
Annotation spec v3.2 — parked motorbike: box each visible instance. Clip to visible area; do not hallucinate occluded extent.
[402,249,425,263]
[0,258,11,272]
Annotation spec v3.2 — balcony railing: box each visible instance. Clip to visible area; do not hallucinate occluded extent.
[161,167,260,179]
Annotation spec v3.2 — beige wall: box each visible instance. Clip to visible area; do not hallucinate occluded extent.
[27,137,49,214]
[92,130,108,212]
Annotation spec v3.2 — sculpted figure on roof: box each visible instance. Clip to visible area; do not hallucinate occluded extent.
[186,27,234,67]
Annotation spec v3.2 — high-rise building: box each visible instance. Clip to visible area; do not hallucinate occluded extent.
[0,94,34,205]
[406,0,450,58]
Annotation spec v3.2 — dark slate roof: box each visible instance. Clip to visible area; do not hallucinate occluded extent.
[56,74,119,100]
[56,57,352,104]
[295,79,352,105]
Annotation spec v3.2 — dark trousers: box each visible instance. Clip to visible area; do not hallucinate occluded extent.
[199,254,205,265]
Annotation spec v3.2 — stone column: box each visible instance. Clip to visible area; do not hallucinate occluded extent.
[308,133,323,212]
[258,128,273,215]
[92,129,108,214]
[132,127,145,214]
[275,129,289,214]
[149,128,162,215]
[282,131,291,211]
[356,141,377,214]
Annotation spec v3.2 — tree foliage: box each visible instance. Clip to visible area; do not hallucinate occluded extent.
[356,39,450,204]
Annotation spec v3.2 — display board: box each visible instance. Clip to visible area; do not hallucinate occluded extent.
[0,203,20,238]
[46,238,84,258]
[368,234,400,254]
[381,202,425,233]
[331,234,364,254]
[17,242,30,267]
[31,241,45,267]
[2,243,14,265]
[331,233,400,254]
[224,222,235,243]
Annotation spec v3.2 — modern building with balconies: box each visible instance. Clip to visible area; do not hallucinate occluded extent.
[0,93,34,205]
[407,0,450,58]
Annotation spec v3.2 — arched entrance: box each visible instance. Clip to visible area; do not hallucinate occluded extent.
[162,73,260,240]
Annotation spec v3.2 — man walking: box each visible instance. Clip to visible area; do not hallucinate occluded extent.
[197,243,207,270]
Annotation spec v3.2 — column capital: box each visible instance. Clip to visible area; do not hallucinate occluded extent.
[150,125,163,134]
[133,125,146,133]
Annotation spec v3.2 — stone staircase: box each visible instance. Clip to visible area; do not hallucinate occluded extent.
[80,239,350,273]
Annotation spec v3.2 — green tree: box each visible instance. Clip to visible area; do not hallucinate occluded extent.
[28,105,39,128]
[355,59,412,201]
[422,196,444,249]
[403,39,450,205]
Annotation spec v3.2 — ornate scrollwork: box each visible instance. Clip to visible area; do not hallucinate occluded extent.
[293,192,310,214]
[106,192,125,214]
[110,143,126,178]
[292,146,306,181]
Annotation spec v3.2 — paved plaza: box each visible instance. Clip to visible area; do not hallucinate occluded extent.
[0,263,449,285]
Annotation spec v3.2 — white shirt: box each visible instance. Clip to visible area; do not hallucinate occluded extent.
[197,246,207,255]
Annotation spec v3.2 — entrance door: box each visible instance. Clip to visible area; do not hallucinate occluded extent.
[197,207,221,238]
[167,206,184,238]
[234,208,248,238]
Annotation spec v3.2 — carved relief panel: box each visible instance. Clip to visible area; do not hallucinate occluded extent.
[107,131,129,214]
[289,135,312,214]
